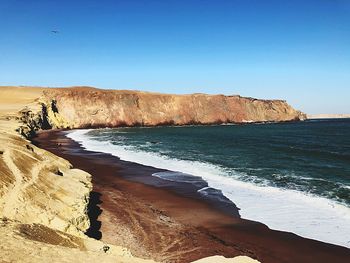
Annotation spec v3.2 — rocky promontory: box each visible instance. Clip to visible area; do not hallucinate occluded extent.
[38,87,305,129]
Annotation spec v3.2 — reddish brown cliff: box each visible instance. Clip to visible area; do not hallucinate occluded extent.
[40,87,305,128]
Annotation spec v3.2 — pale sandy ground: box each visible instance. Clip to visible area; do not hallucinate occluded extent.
[0,218,154,263]
[193,256,259,263]
[307,113,350,119]
[0,86,259,263]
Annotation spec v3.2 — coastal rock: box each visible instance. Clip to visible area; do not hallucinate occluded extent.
[40,87,305,128]
[0,123,92,236]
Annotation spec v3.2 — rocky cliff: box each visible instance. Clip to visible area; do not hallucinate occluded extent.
[0,126,92,236]
[38,87,305,129]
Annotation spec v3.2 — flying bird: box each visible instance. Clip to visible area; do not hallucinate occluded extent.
[51,30,59,34]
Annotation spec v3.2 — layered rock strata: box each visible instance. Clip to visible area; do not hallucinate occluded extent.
[38,87,305,129]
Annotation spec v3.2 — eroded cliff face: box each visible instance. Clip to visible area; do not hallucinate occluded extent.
[39,87,305,129]
[0,119,92,237]
[0,88,89,236]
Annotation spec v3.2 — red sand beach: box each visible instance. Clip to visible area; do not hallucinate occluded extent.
[33,130,350,263]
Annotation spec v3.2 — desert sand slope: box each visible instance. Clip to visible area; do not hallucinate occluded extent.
[0,218,155,263]
[0,86,262,262]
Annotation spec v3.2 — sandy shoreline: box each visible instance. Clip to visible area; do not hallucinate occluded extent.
[33,129,350,263]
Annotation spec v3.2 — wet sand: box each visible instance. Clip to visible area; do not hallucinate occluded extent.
[33,130,350,263]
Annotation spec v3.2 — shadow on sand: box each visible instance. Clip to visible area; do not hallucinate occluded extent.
[85,191,103,240]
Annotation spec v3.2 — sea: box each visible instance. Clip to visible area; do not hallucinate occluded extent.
[67,119,350,248]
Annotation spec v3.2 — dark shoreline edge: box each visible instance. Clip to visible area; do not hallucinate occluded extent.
[33,129,350,263]
[51,118,305,130]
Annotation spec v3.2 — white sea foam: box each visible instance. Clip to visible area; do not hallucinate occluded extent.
[67,129,350,248]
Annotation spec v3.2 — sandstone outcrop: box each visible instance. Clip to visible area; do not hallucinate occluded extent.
[0,124,92,236]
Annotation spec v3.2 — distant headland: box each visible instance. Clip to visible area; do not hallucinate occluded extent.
[307,114,350,119]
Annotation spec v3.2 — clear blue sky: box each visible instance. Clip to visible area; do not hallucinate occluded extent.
[1,0,349,114]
